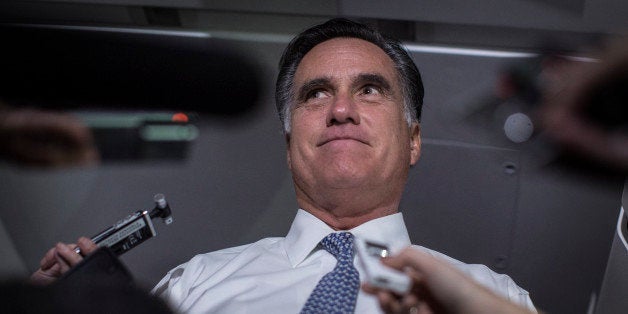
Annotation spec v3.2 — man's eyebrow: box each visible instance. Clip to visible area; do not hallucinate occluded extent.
[354,73,392,92]
[296,77,332,101]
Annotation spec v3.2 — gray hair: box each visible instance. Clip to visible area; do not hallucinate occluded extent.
[275,18,424,133]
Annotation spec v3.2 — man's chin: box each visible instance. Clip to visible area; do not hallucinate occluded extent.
[321,174,371,190]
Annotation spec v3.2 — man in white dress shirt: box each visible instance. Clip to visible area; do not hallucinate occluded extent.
[151,19,536,313]
[31,18,536,313]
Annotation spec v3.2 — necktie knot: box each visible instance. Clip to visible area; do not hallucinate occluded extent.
[300,232,360,314]
[320,232,354,262]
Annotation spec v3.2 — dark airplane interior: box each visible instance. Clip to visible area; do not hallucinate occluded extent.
[0,1,627,313]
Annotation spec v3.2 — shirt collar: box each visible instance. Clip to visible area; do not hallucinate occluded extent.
[284,209,411,267]
[284,209,335,267]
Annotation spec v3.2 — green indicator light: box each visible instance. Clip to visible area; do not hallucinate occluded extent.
[140,125,199,141]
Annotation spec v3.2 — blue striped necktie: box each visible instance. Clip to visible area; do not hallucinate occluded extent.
[300,232,360,314]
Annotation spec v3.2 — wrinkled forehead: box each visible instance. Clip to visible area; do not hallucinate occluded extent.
[293,37,399,88]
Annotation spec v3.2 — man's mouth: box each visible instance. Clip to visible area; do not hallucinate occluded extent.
[317,136,369,147]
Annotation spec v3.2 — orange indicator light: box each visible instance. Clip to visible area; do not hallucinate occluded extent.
[172,112,189,123]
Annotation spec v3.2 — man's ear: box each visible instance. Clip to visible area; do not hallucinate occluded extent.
[409,123,421,166]
[285,133,292,170]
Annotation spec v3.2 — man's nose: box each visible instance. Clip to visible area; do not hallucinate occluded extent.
[326,93,360,126]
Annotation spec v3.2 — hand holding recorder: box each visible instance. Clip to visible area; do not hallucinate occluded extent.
[363,246,536,314]
[30,194,173,286]
[30,237,98,286]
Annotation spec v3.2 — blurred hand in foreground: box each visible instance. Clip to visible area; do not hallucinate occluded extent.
[363,247,536,314]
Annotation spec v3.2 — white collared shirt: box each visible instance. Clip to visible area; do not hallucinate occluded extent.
[153,209,535,313]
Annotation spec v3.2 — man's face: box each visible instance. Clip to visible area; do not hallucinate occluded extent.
[287,38,420,201]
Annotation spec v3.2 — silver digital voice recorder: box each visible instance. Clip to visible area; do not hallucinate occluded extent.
[354,237,411,294]
[75,194,173,256]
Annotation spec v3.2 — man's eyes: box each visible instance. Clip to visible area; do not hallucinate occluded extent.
[302,85,384,102]
[360,85,382,95]
[305,89,328,100]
